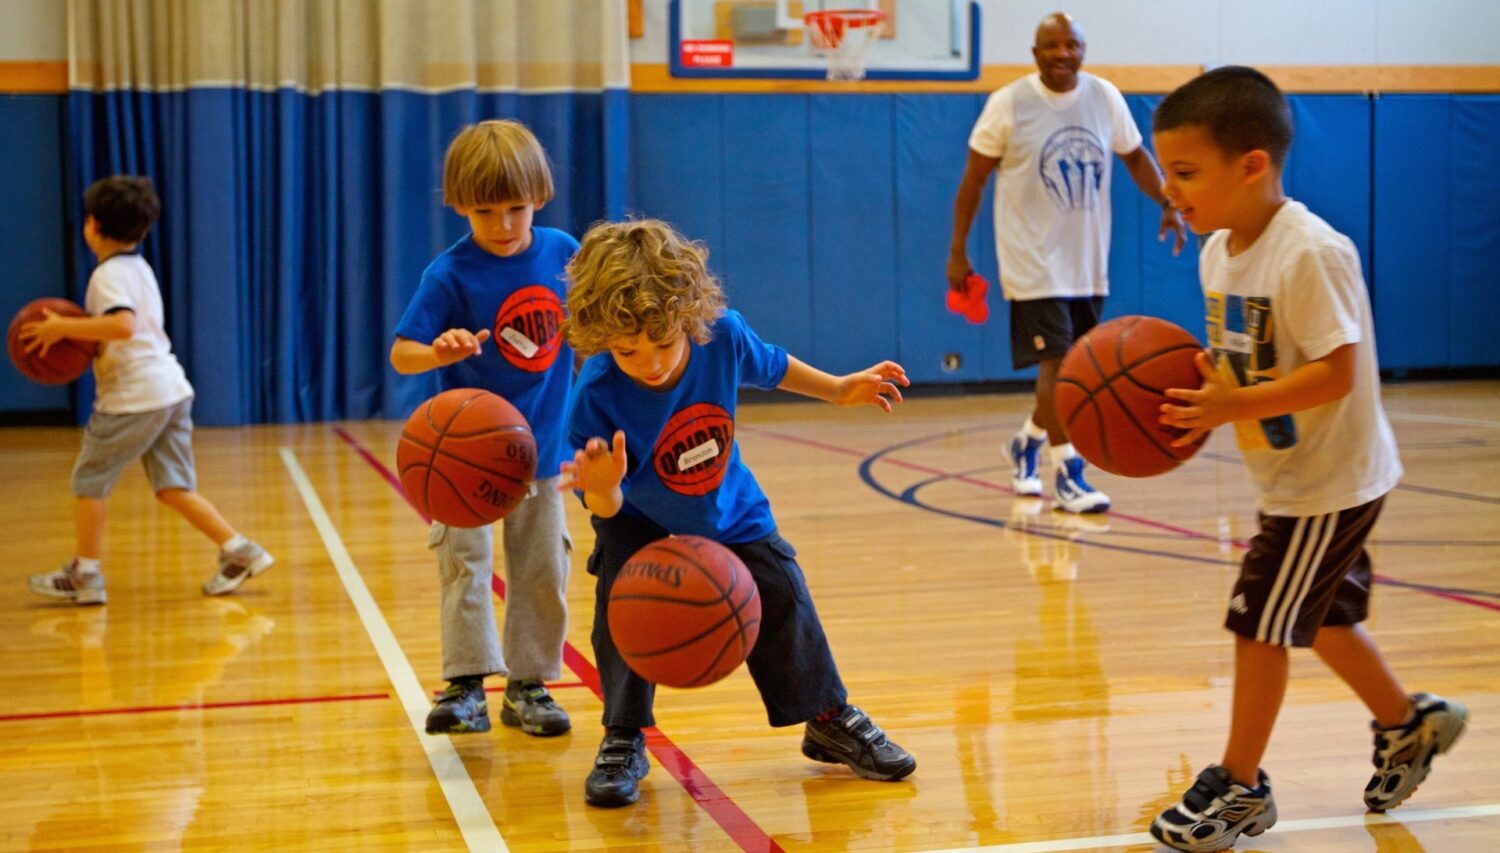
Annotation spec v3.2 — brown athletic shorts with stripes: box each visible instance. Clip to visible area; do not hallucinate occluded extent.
[1224,495,1386,648]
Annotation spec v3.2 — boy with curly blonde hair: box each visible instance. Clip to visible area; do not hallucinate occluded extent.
[560,218,916,807]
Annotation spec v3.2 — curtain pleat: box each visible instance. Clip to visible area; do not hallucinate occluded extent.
[66,0,630,424]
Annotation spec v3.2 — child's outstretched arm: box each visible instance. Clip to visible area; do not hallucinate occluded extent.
[20,308,133,357]
[1160,344,1357,447]
[389,328,492,374]
[559,430,628,518]
[777,356,910,412]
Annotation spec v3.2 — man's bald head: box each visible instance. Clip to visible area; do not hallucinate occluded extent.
[1033,12,1085,92]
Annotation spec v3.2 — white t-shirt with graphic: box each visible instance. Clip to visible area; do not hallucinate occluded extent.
[85,253,194,414]
[968,71,1142,301]
[1200,200,1401,517]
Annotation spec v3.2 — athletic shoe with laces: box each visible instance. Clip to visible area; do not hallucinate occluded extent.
[1053,456,1110,514]
[1151,765,1277,852]
[585,728,649,807]
[202,539,274,595]
[1364,692,1468,812]
[425,678,491,734]
[1009,433,1044,496]
[501,679,571,736]
[29,560,107,605]
[802,705,916,781]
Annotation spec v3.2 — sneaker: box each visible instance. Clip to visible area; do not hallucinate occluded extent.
[202,539,274,595]
[1364,692,1469,812]
[1053,456,1110,514]
[425,678,491,734]
[585,729,650,807]
[501,680,571,736]
[1009,433,1044,496]
[1151,765,1277,852]
[29,561,107,605]
[802,705,916,781]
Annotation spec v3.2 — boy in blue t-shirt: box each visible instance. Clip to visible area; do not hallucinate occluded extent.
[560,218,917,808]
[392,120,576,737]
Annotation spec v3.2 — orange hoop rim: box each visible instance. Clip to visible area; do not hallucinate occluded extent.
[803,9,886,31]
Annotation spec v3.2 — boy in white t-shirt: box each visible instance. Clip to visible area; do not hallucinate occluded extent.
[1147,67,1467,852]
[947,12,1185,514]
[22,175,271,605]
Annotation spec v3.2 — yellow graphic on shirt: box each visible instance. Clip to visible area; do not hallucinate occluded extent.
[1205,291,1297,451]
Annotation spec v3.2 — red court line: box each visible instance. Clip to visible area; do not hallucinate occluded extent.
[744,425,1500,614]
[335,427,783,853]
[0,692,389,723]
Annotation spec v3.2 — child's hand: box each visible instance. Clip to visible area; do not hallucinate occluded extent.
[1159,350,1232,447]
[559,430,628,494]
[431,328,491,366]
[19,308,70,358]
[833,361,910,412]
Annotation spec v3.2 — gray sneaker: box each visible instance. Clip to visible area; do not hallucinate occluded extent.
[426,678,491,734]
[1364,692,1469,812]
[802,705,916,781]
[501,680,571,736]
[203,539,274,595]
[29,561,107,605]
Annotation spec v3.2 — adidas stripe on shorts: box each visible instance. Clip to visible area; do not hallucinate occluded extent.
[1225,495,1386,647]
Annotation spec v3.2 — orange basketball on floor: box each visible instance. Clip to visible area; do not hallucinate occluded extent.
[1055,315,1208,478]
[396,388,537,527]
[7,298,98,385]
[608,536,761,688]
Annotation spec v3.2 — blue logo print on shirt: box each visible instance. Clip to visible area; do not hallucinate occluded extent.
[1039,125,1106,211]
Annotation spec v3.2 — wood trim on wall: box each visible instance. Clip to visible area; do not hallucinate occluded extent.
[632,63,1500,94]
[0,61,68,93]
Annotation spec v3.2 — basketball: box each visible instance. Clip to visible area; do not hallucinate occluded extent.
[607,535,761,688]
[7,298,98,385]
[1055,315,1209,478]
[396,388,537,527]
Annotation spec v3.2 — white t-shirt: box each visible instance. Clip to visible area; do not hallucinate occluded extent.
[968,71,1142,301]
[1199,201,1402,517]
[85,253,194,414]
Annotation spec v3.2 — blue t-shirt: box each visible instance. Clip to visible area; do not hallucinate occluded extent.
[565,309,790,543]
[394,227,577,478]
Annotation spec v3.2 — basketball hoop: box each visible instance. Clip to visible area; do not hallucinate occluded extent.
[804,9,885,82]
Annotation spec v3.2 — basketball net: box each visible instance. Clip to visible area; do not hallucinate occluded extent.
[804,9,885,82]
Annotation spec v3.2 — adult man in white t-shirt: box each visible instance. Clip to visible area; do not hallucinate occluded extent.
[947,12,1185,513]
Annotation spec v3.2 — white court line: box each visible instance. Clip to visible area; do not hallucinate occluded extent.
[1387,410,1500,429]
[919,803,1500,852]
[280,447,507,852]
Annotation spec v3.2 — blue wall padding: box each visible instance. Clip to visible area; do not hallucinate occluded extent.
[0,95,72,413]
[721,96,815,358]
[1373,96,1452,369]
[1447,96,1500,368]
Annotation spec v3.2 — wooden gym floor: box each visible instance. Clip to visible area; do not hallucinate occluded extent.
[3,380,1497,851]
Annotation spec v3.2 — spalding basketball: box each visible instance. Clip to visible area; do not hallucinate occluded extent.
[608,535,761,688]
[1055,315,1208,478]
[396,388,537,527]
[7,298,98,385]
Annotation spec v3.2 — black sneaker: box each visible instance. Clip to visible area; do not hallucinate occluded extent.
[501,680,572,736]
[585,729,649,807]
[802,705,916,781]
[425,678,491,734]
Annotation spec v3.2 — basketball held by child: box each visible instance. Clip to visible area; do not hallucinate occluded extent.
[7,298,98,385]
[608,535,761,689]
[1055,315,1208,478]
[396,388,537,527]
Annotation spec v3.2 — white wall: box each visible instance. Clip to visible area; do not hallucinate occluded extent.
[638,0,1500,66]
[0,0,66,60]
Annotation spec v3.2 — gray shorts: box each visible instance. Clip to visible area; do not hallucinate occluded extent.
[72,397,198,498]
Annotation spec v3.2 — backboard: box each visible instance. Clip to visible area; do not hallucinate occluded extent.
[670,0,980,80]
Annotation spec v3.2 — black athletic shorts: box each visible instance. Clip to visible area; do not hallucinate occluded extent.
[1225,496,1385,647]
[1009,296,1104,369]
